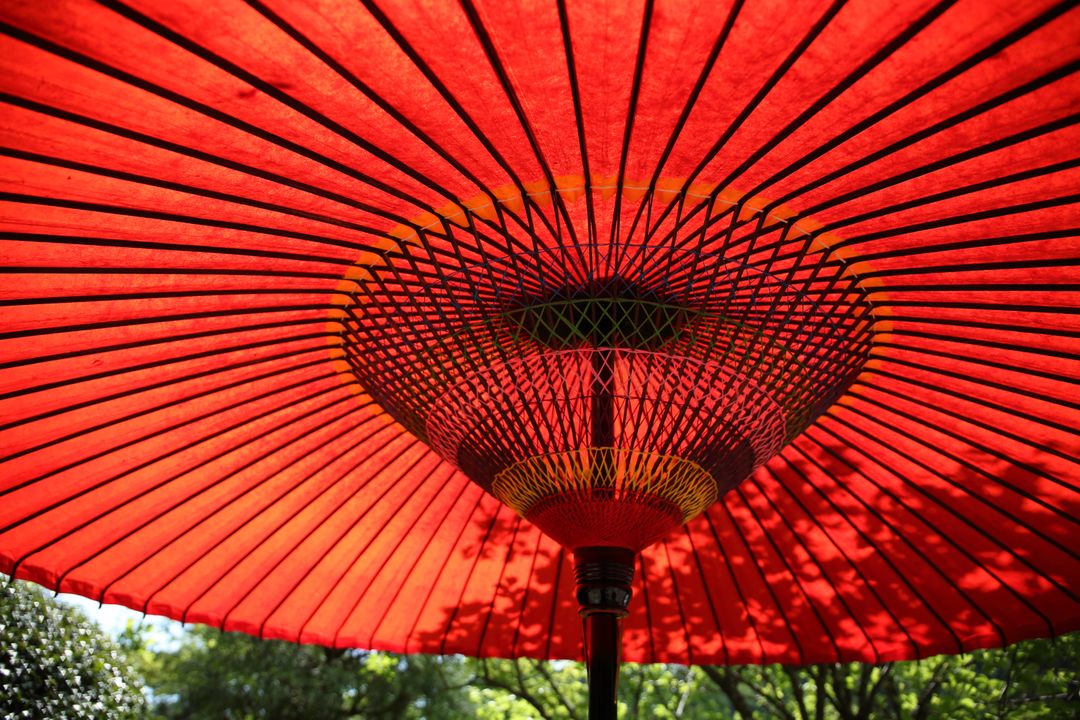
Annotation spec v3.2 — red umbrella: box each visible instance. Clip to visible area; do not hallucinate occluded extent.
[1,0,1078,716]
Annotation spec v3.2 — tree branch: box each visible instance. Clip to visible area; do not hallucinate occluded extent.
[631,667,645,720]
[829,664,856,720]
[533,659,580,720]
[475,659,555,720]
[856,664,892,720]
[914,657,952,720]
[813,666,828,720]
[783,665,810,720]
[996,645,1019,719]
[701,666,755,720]
[674,666,694,719]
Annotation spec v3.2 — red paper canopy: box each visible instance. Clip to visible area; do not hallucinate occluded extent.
[0,0,1077,666]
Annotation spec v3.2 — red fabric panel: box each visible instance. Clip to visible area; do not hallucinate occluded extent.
[0,0,1076,666]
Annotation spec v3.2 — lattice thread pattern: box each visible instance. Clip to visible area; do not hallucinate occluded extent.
[341,184,872,550]
[493,448,716,521]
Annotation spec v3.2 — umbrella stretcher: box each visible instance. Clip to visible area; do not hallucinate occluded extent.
[0,1,1077,717]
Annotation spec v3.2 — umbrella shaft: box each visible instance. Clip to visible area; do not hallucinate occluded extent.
[575,546,634,720]
[591,348,615,449]
[585,611,622,720]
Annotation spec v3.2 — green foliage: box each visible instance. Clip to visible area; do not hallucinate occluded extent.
[136,626,477,720]
[3,579,1077,720]
[0,580,147,720]
[137,632,1078,720]
[694,638,1080,720]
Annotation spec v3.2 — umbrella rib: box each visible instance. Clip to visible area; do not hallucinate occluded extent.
[816,156,1080,234]
[792,433,1012,646]
[0,193,380,250]
[656,151,1080,272]
[648,63,1079,259]
[636,552,657,663]
[1,231,357,269]
[0,329,333,402]
[105,412,398,611]
[328,463,464,650]
[508,527,546,658]
[0,351,337,473]
[768,457,923,658]
[360,474,478,651]
[542,548,566,659]
[717,499,807,665]
[402,488,488,656]
[250,438,429,641]
[47,394,368,594]
[0,316,336,372]
[455,0,577,212]
[2,266,346,281]
[638,0,846,244]
[0,372,359,521]
[175,423,407,625]
[856,375,1080,479]
[470,514,525,658]
[659,538,697,666]
[0,146,393,238]
[5,385,357,580]
[0,364,348,503]
[635,0,744,197]
[887,313,1080,338]
[838,391,1080,525]
[868,344,1080,390]
[818,411,1080,596]
[437,497,506,656]
[744,476,884,663]
[0,341,338,436]
[877,352,1080,411]
[834,193,1080,248]
[734,485,847,663]
[659,132,1079,268]
[884,338,1080,389]
[701,510,768,663]
[455,0,585,264]
[355,0,560,227]
[739,0,1078,203]
[681,524,731,665]
[782,443,965,655]
[241,0,516,211]
[135,418,395,618]
[0,23,429,214]
[606,0,653,266]
[0,93,417,226]
[0,303,339,343]
[96,0,464,207]
[852,227,1079,263]
[685,0,845,188]
[862,366,1080,454]
[820,156,1080,234]
[879,328,1080,364]
[711,0,961,196]
[1,288,354,308]
[868,276,1080,289]
[555,0,597,248]
[778,62,1080,216]
[805,422,1058,636]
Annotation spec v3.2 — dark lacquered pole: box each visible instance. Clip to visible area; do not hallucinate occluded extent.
[584,611,622,719]
[575,546,635,720]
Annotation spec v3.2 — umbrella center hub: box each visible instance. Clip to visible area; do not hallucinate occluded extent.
[507,280,692,350]
[339,183,874,551]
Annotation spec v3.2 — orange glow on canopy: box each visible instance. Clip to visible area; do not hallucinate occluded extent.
[0,0,1076,669]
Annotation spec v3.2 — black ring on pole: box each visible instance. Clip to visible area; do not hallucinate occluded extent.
[575,547,636,720]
